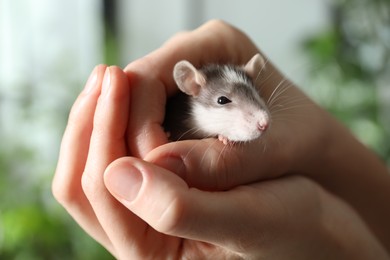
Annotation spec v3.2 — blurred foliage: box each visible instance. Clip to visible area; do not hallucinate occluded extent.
[0,145,114,259]
[103,0,120,65]
[0,2,117,259]
[302,0,390,163]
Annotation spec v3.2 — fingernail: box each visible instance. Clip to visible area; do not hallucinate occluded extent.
[157,156,186,179]
[102,67,111,95]
[84,66,98,94]
[106,165,143,202]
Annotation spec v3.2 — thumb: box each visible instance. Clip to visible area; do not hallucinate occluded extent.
[103,157,269,252]
[144,138,288,191]
[104,157,188,234]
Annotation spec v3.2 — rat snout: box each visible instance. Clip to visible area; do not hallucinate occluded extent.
[256,112,270,132]
[257,121,269,132]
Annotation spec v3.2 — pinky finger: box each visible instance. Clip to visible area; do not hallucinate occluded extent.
[52,64,115,254]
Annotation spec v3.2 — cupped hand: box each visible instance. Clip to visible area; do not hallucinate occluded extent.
[51,63,330,259]
[52,20,319,257]
[103,157,388,259]
[52,31,388,258]
[123,20,329,190]
[129,21,390,251]
[53,65,131,255]
[52,71,386,258]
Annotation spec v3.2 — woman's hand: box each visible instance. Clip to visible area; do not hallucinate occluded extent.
[52,73,388,258]
[123,20,390,250]
[53,65,131,255]
[104,158,388,259]
[53,19,390,257]
[52,59,388,259]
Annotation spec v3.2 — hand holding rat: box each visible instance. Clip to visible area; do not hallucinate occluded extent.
[53,57,387,259]
[53,20,390,257]
[124,20,324,188]
[123,20,390,250]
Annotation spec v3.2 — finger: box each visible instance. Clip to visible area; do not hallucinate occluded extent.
[52,65,113,250]
[81,66,153,259]
[125,20,260,93]
[125,72,169,158]
[144,134,292,191]
[104,157,312,255]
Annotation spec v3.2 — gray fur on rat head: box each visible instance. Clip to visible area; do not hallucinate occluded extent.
[172,53,270,143]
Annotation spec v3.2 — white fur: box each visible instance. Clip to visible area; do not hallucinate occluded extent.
[221,67,249,85]
[191,102,269,142]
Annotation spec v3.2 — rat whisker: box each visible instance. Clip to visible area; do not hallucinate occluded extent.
[270,98,313,113]
[254,56,270,84]
[271,103,314,114]
[271,113,314,128]
[267,81,295,108]
[214,140,230,172]
[181,137,204,162]
[260,135,269,154]
[174,128,199,142]
[267,87,312,116]
[269,98,312,114]
[266,79,289,107]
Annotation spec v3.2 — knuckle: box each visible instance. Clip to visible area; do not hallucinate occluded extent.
[90,118,108,138]
[205,19,230,29]
[154,196,188,236]
[207,144,237,189]
[52,173,80,207]
[51,178,67,205]
[67,100,84,128]
[171,30,191,40]
[80,170,100,200]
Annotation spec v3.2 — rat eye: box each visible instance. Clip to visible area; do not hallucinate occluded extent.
[217,96,232,105]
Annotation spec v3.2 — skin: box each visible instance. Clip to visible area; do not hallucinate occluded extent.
[52,20,390,259]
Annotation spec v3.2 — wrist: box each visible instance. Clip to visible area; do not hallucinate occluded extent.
[317,186,389,259]
[307,111,390,252]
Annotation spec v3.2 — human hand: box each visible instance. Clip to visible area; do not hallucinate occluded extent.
[51,74,387,259]
[53,21,310,257]
[124,22,390,252]
[103,158,388,259]
[51,63,330,259]
[53,20,390,257]
[53,65,131,255]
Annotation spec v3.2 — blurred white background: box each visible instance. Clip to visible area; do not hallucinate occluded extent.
[118,0,329,77]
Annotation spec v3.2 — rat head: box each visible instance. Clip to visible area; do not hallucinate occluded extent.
[173,54,270,143]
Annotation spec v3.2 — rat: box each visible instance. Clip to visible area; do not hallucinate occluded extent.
[163,53,270,145]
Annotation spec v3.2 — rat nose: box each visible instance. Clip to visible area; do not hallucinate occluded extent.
[257,122,269,132]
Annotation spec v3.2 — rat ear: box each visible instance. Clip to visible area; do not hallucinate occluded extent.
[173,60,206,97]
[244,53,266,79]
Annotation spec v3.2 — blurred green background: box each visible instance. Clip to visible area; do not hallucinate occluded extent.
[0,0,389,259]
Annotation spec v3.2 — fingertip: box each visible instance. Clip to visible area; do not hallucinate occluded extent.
[145,139,231,190]
[83,65,105,93]
[104,158,143,204]
[104,157,191,233]
[106,65,128,86]
[145,146,187,180]
[95,64,109,75]
[123,58,171,158]
[104,156,189,204]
